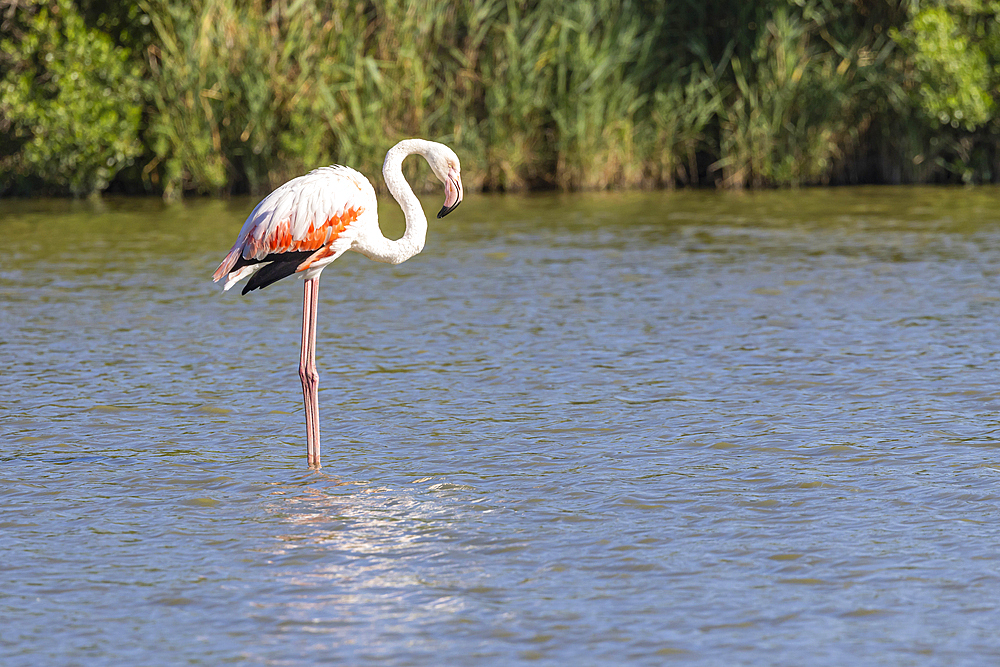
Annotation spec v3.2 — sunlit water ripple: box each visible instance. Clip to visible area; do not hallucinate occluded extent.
[3,187,1000,665]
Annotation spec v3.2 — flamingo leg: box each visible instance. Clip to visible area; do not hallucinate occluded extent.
[299,278,321,468]
[307,279,322,465]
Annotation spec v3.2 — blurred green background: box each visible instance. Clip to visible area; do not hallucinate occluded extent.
[1,0,999,198]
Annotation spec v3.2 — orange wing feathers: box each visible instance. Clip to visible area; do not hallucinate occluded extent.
[240,208,360,266]
[213,166,374,289]
[212,247,242,283]
[293,208,362,272]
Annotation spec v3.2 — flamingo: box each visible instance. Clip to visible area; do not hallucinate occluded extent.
[213,139,464,468]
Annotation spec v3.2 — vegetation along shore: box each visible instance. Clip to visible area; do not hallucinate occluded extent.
[1,0,999,197]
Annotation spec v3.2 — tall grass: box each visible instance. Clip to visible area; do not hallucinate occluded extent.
[141,0,480,196]
[144,0,856,195]
[715,9,849,188]
[142,0,346,196]
[3,0,999,195]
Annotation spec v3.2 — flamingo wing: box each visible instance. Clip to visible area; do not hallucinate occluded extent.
[212,166,375,293]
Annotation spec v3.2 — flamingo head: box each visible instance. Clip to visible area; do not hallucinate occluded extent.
[427,144,463,218]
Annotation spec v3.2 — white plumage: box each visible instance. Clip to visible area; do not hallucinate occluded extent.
[213,139,464,468]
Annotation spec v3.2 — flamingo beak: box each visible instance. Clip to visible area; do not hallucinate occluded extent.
[438,169,463,218]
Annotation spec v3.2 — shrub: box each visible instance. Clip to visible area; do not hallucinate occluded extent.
[0,0,143,196]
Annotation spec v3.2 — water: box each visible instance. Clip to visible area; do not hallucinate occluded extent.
[3,187,1000,665]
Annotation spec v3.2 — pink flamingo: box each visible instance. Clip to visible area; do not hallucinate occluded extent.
[213,139,464,468]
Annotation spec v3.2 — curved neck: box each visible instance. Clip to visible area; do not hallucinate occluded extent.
[360,140,436,265]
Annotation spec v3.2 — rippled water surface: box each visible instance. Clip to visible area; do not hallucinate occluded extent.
[4,187,1000,665]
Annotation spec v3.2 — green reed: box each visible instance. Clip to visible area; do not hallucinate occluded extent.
[3,0,1000,196]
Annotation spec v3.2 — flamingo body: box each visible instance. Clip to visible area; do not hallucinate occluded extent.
[212,166,375,293]
[213,139,464,468]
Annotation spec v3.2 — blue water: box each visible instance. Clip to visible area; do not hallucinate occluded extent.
[3,187,1000,665]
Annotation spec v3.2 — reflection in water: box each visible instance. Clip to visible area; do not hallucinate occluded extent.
[3,187,1000,664]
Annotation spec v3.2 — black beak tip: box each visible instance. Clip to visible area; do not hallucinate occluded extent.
[437,200,461,218]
